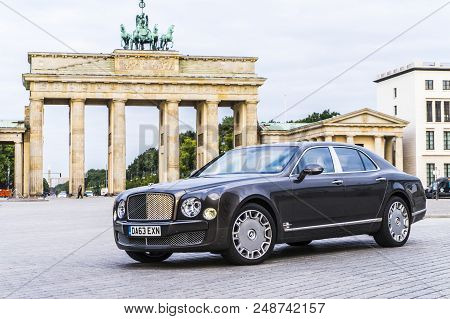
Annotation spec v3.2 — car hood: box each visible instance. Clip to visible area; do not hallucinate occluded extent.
[123,174,272,197]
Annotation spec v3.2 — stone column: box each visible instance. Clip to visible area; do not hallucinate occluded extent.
[346,134,355,145]
[159,100,180,182]
[385,137,394,164]
[29,98,44,197]
[374,135,385,158]
[395,136,404,171]
[196,100,219,169]
[108,99,127,194]
[69,99,85,196]
[14,142,23,197]
[324,134,333,142]
[233,101,259,147]
[23,106,30,198]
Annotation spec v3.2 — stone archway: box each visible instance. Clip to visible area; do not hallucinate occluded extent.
[22,50,266,196]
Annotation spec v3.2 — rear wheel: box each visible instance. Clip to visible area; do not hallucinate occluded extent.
[374,197,411,247]
[222,203,276,266]
[288,240,312,247]
[125,251,173,263]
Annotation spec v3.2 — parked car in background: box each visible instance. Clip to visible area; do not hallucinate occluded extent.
[85,190,94,197]
[101,188,108,196]
[425,177,450,199]
[57,191,67,198]
[113,142,427,266]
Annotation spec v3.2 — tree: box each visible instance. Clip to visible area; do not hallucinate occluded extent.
[219,116,234,155]
[126,148,159,189]
[85,169,107,195]
[54,181,69,195]
[179,131,197,178]
[288,109,340,123]
[0,144,14,189]
[43,178,50,194]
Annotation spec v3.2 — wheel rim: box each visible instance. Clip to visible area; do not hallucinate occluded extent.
[232,210,272,260]
[388,201,409,242]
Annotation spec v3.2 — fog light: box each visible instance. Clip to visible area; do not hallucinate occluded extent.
[203,208,217,221]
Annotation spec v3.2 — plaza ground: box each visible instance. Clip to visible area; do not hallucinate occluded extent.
[0,197,449,299]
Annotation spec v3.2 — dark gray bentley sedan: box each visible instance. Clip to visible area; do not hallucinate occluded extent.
[113,142,426,265]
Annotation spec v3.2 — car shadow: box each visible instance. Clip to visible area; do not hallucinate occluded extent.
[118,236,386,270]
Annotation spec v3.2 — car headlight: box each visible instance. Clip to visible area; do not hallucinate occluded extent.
[117,200,126,219]
[181,198,202,218]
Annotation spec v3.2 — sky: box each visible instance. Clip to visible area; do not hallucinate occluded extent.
[0,0,449,178]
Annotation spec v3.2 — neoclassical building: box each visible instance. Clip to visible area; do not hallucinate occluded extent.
[260,108,408,170]
[18,50,265,197]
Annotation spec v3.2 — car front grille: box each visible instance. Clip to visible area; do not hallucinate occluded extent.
[117,231,206,247]
[127,193,175,221]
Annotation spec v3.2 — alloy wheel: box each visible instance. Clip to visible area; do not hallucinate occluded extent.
[387,201,409,242]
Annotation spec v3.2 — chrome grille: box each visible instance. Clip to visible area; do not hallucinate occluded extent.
[127,193,175,221]
[117,231,206,247]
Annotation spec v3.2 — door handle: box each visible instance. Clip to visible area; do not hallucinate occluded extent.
[376,177,387,182]
[332,180,344,185]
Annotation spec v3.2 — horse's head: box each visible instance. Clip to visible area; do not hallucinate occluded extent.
[169,25,175,33]
[120,24,125,32]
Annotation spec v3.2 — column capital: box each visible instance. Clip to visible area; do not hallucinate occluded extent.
[111,98,127,104]
[71,98,86,103]
[166,99,181,104]
[395,135,403,139]
[246,100,259,105]
[29,97,44,103]
[205,100,220,105]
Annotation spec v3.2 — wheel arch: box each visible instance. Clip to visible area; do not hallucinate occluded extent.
[387,190,413,215]
[238,195,281,241]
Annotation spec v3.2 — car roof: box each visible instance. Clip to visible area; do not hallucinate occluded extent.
[236,142,365,149]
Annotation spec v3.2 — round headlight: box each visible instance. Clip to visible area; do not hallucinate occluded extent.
[203,208,217,221]
[117,200,126,219]
[181,198,202,218]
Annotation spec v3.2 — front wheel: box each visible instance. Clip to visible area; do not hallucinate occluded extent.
[222,203,276,266]
[373,197,411,247]
[126,251,173,263]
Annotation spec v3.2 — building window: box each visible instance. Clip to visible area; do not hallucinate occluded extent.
[443,80,450,90]
[436,101,442,122]
[394,105,398,116]
[394,88,397,98]
[445,164,450,177]
[426,131,435,150]
[426,101,433,122]
[425,80,434,90]
[427,163,436,186]
[444,102,450,122]
[444,131,450,150]
[198,133,204,147]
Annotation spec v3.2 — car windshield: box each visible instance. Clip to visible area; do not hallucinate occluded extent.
[198,146,298,176]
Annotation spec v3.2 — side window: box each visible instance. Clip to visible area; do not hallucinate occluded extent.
[335,148,365,172]
[359,151,378,171]
[295,147,335,174]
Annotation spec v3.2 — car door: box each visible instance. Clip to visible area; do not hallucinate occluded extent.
[333,147,388,221]
[283,147,347,230]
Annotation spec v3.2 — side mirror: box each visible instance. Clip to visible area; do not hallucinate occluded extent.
[297,164,324,182]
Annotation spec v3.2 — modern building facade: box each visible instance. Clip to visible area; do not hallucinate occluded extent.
[375,61,450,186]
[260,108,408,169]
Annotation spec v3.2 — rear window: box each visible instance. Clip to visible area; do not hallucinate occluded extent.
[335,148,365,172]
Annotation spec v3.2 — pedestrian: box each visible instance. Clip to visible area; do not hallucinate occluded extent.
[77,185,83,199]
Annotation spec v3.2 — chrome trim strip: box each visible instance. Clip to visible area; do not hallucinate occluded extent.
[284,218,382,232]
[412,209,427,217]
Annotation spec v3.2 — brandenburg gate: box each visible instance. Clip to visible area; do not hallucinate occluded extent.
[22,50,266,196]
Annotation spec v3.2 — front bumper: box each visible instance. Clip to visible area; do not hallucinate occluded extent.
[114,220,228,252]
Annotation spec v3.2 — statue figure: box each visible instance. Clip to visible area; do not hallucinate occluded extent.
[132,12,152,50]
[160,25,175,51]
[120,24,132,50]
[152,25,159,50]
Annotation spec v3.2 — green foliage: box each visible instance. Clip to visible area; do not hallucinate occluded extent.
[288,109,340,123]
[219,116,234,155]
[126,147,159,189]
[54,181,69,195]
[43,178,50,194]
[0,144,14,189]
[85,169,107,195]
[179,131,197,178]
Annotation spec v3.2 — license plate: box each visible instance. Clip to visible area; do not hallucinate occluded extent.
[128,226,161,237]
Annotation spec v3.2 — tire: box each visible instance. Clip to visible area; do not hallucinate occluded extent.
[126,251,173,263]
[373,196,411,248]
[288,240,312,247]
[222,203,276,266]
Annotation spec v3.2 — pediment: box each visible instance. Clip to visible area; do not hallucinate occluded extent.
[325,108,408,126]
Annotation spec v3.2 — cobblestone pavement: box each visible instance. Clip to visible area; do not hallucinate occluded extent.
[426,198,450,217]
[0,198,449,299]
